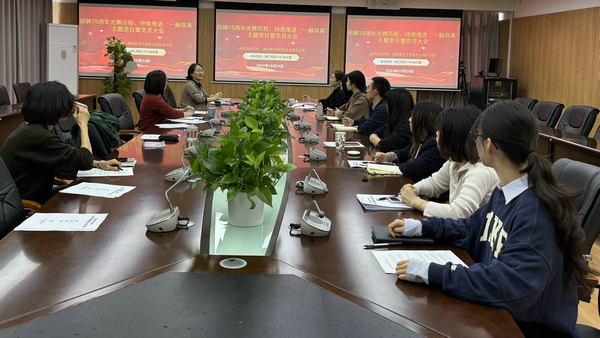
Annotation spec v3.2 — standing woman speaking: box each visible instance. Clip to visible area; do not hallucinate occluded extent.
[180,63,223,111]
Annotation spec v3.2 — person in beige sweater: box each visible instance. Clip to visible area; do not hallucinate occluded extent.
[327,70,369,120]
[399,106,499,219]
[179,63,222,110]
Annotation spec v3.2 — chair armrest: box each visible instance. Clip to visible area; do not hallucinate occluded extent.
[54,178,68,186]
[22,199,42,217]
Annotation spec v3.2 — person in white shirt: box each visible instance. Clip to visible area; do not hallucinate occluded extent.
[399,106,498,219]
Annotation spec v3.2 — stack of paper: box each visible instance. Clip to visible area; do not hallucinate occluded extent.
[143,141,166,149]
[168,117,207,124]
[194,111,208,115]
[330,124,358,132]
[14,213,108,232]
[324,116,340,121]
[366,163,402,175]
[356,194,413,211]
[77,168,135,177]
[121,159,137,167]
[348,160,394,168]
[140,134,161,140]
[60,182,136,198]
[155,123,188,129]
[371,250,467,274]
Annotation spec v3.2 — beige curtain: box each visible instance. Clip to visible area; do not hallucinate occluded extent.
[0,0,52,103]
[417,11,500,108]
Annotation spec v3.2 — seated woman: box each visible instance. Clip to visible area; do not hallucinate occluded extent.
[399,106,499,219]
[374,101,445,183]
[0,81,121,204]
[369,88,413,152]
[340,74,353,104]
[303,70,345,110]
[139,70,194,131]
[327,70,369,120]
[389,100,590,337]
[180,63,222,111]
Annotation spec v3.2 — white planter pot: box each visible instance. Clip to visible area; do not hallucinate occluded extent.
[227,191,264,227]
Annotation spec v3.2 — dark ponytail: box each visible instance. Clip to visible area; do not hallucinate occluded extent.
[475,101,592,293]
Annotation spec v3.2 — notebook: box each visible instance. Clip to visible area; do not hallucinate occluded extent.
[366,163,402,175]
[371,226,435,245]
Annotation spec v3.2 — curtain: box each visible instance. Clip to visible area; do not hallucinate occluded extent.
[417,11,500,108]
[0,0,52,104]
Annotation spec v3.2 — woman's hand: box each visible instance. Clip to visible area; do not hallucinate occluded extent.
[326,108,335,116]
[183,106,194,117]
[387,219,405,237]
[396,260,410,280]
[98,159,122,171]
[400,185,420,208]
[369,134,381,147]
[342,117,354,126]
[73,107,90,127]
[374,151,387,163]
[214,92,222,99]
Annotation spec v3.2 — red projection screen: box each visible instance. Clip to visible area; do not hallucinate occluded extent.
[78,4,197,79]
[346,15,461,89]
[215,9,330,85]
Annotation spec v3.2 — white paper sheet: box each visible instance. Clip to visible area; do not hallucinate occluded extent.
[347,160,394,168]
[155,123,188,129]
[194,111,208,115]
[60,182,136,198]
[372,250,468,274]
[167,118,207,124]
[356,194,413,211]
[77,167,134,177]
[14,213,109,232]
[324,116,340,121]
[140,134,161,140]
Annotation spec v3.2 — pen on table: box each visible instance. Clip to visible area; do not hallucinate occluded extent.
[364,242,404,249]
[377,196,395,201]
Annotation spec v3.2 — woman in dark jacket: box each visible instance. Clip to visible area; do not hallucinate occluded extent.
[369,88,413,153]
[303,70,345,110]
[374,100,445,183]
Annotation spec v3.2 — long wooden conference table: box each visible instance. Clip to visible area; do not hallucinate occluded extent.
[0,109,523,337]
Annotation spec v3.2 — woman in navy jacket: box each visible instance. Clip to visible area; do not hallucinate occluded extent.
[388,101,591,337]
[375,101,445,183]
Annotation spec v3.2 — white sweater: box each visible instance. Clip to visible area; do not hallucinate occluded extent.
[413,160,499,219]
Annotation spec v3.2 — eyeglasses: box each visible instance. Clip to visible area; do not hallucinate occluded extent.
[471,131,499,149]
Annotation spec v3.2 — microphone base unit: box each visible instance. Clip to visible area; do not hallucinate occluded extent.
[165,167,191,182]
[301,210,331,237]
[146,207,180,232]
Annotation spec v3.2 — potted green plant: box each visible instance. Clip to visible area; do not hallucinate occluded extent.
[187,80,296,227]
[102,36,135,97]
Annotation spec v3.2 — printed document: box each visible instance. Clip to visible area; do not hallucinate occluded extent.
[77,167,134,177]
[60,182,136,198]
[14,213,109,232]
[372,250,468,274]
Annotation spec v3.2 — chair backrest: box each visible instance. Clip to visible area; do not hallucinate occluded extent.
[98,93,134,130]
[132,89,145,115]
[0,85,11,106]
[514,97,538,111]
[531,101,564,128]
[593,126,600,141]
[53,115,76,146]
[0,158,26,240]
[12,82,31,103]
[556,105,599,137]
[163,85,177,108]
[553,158,600,254]
[88,122,114,159]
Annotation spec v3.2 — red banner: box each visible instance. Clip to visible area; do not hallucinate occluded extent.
[346,17,461,89]
[78,5,197,78]
[215,11,330,84]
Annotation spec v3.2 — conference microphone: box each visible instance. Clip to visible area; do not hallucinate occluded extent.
[147,166,192,232]
[199,120,217,138]
[303,142,327,162]
[300,200,331,237]
[294,116,312,131]
[288,111,301,121]
[298,132,319,144]
[165,156,191,182]
[302,168,328,195]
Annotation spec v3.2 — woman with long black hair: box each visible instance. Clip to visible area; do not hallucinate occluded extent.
[388,100,591,337]
[369,88,413,153]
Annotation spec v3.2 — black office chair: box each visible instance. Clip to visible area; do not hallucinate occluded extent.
[133,89,145,115]
[0,158,28,240]
[0,85,11,106]
[556,106,599,137]
[513,97,537,111]
[593,126,600,141]
[53,115,76,146]
[98,93,135,131]
[163,85,177,108]
[553,159,600,337]
[12,82,31,103]
[531,101,564,128]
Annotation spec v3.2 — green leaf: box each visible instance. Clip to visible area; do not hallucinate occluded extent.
[257,186,273,208]
[227,186,241,201]
[203,158,225,174]
[201,184,211,195]
[245,116,259,130]
[281,163,297,172]
[192,180,201,190]
[221,173,239,184]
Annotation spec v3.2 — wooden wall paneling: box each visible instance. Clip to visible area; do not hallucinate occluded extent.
[52,2,78,25]
[510,7,600,137]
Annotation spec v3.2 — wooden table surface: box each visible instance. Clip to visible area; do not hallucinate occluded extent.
[0,110,523,337]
